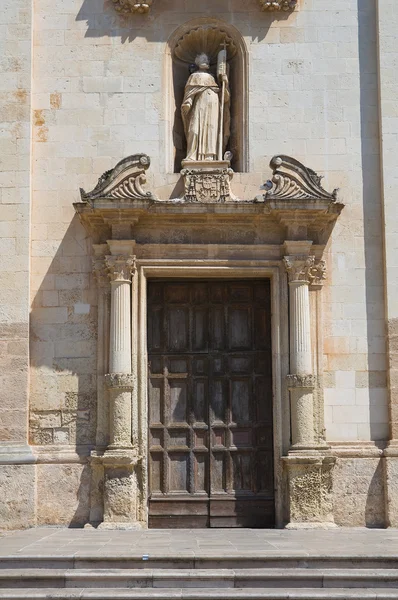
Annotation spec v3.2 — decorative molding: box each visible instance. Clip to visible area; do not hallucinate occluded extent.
[265,155,338,201]
[112,0,152,14]
[105,255,136,283]
[105,373,135,391]
[287,374,316,390]
[180,164,234,203]
[80,154,156,203]
[259,0,297,10]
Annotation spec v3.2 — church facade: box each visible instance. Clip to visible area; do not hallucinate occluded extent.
[1,0,397,529]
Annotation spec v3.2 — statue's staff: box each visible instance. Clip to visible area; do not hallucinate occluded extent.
[217,41,227,161]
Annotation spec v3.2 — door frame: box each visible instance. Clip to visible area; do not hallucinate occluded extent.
[132,259,289,528]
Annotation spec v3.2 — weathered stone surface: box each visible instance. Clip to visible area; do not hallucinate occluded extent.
[0,465,35,530]
[37,463,90,526]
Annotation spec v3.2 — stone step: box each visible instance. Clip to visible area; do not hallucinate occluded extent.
[1,556,398,570]
[1,569,398,589]
[1,588,398,599]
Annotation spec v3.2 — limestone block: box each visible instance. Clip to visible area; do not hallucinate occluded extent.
[333,457,385,527]
[37,463,90,526]
[385,455,398,527]
[0,465,35,529]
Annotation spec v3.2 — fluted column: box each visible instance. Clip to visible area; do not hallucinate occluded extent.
[105,255,135,449]
[283,241,336,529]
[283,241,319,449]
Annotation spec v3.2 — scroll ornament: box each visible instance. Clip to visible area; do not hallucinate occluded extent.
[265,155,338,201]
[80,154,156,203]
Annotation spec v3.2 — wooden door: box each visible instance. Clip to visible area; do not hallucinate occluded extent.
[147,280,274,528]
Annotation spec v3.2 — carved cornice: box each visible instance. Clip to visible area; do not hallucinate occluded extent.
[80,154,156,203]
[265,155,338,201]
[259,0,297,10]
[105,255,136,283]
[110,0,297,14]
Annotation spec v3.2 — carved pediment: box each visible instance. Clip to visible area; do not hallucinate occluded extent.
[111,0,297,14]
[264,155,338,201]
[80,154,157,203]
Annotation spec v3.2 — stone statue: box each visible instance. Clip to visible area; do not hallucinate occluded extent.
[181,51,230,163]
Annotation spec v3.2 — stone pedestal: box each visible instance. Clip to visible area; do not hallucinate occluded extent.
[283,454,337,529]
[180,160,234,203]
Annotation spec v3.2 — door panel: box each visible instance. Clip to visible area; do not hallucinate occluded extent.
[148,280,274,528]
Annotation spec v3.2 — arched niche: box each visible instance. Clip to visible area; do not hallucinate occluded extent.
[165,18,249,174]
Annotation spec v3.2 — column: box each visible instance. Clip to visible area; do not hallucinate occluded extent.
[284,242,316,449]
[105,254,135,449]
[283,241,336,528]
[98,249,140,529]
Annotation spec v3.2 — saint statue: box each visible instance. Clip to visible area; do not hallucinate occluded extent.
[181,51,230,162]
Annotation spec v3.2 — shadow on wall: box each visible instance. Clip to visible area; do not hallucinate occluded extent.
[358,0,389,444]
[75,0,285,44]
[30,214,99,527]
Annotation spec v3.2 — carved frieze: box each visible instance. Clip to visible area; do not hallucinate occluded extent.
[105,256,136,283]
[259,0,297,10]
[80,154,156,203]
[265,155,338,201]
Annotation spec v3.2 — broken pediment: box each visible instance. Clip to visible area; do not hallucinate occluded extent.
[111,0,297,15]
[79,154,157,204]
[264,155,339,202]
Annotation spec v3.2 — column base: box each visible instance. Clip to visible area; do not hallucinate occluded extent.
[283,451,336,529]
[101,448,141,528]
[97,521,144,530]
[285,521,338,530]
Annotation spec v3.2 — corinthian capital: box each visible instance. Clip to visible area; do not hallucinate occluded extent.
[92,257,109,288]
[284,255,327,285]
[105,255,136,283]
[284,255,315,283]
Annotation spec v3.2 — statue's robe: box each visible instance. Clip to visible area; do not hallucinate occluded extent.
[181,70,230,162]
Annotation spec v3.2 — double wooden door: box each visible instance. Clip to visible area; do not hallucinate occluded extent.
[147,280,274,528]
